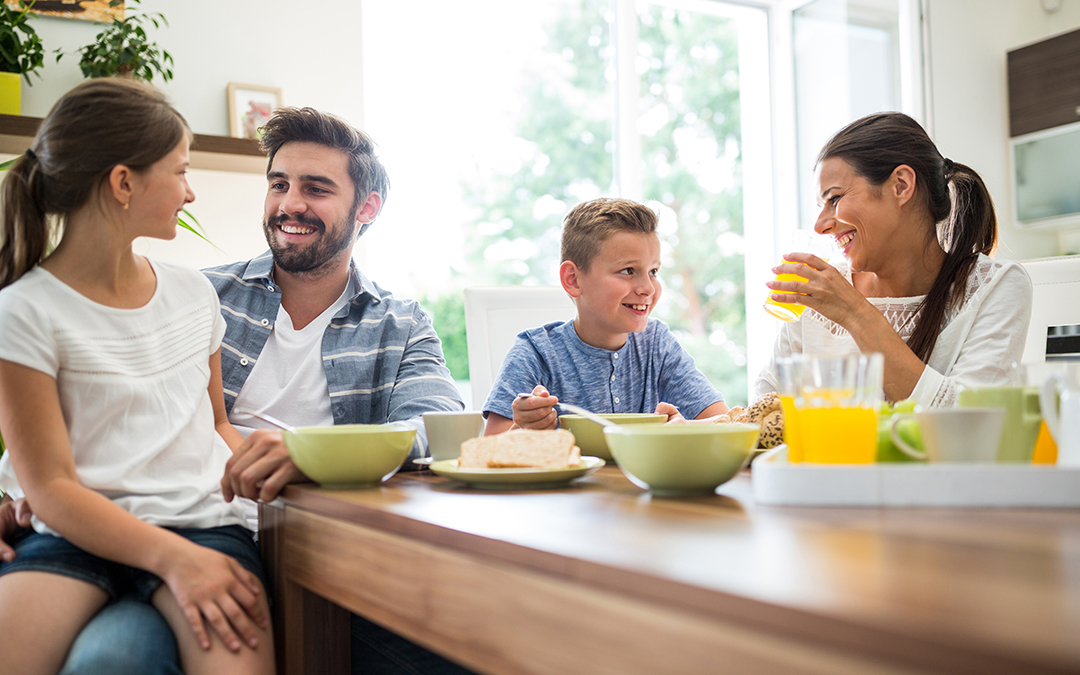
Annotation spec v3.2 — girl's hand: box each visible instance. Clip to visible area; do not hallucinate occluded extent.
[511,386,560,431]
[162,544,268,652]
[0,496,33,562]
[765,252,874,329]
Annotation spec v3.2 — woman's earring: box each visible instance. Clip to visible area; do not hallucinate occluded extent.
[123,201,129,211]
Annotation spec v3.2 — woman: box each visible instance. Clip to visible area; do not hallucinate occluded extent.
[757,112,1032,408]
[0,78,274,674]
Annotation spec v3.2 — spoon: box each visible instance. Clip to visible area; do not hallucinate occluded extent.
[514,393,618,429]
[233,407,298,433]
[556,402,619,428]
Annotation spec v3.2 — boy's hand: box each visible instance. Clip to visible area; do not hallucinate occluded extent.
[512,386,560,430]
[655,402,687,424]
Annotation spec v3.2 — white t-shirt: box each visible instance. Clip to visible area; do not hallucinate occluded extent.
[755,254,1033,409]
[0,260,248,535]
[229,277,353,436]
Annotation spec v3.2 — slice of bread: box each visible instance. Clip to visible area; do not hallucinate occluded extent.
[458,429,581,469]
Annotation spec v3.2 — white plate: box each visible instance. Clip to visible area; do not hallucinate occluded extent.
[429,456,604,490]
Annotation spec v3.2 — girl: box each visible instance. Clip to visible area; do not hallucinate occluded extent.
[0,78,273,674]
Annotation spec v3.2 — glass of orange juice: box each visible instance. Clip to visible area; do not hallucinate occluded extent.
[776,356,807,462]
[795,353,884,464]
[764,230,836,322]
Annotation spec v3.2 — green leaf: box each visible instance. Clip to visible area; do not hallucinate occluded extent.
[178,210,224,253]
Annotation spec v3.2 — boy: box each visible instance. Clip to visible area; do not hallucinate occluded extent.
[483,197,729,434]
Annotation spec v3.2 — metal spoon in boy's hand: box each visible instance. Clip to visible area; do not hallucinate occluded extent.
[511,387,560,430]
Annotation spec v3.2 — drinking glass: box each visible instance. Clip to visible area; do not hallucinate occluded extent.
[775,355,807,463]
[764,230,836,322]
[795,353,884,464]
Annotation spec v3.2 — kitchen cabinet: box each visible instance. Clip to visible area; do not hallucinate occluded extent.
[1008,27,1080,137]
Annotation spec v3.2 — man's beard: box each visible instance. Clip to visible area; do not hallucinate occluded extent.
[263,208,357,275]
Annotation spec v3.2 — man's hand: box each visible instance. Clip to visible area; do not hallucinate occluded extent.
[511,385,560,431]
[221,430,307,503]
[0,496,33,562]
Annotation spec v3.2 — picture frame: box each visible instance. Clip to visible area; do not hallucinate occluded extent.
[5,0,123,22]
[227,83,283,140]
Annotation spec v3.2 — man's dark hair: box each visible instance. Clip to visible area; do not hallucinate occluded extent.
[260,107,389,230]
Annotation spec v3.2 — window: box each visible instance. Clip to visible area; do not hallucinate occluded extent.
[790,0,921,230]
[362,0,769,407]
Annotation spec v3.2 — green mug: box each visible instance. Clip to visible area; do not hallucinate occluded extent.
[957,386,1041,462]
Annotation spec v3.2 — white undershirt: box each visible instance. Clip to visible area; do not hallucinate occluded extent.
[230,276,355,435]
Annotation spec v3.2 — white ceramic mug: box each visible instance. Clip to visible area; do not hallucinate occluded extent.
[422,411,484,461]
[889,408,1005,462]
[1040,369,1080,467]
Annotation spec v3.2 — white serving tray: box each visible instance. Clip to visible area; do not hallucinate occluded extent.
[751,445,1080,507]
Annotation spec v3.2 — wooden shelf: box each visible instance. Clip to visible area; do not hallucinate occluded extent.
[0,113,267,174]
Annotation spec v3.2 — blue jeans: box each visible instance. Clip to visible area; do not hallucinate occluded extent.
[59,596,181,675]
[60,607,475,675]
[1,525,262,675]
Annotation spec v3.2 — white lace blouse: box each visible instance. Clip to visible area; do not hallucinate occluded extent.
[754,254,1033,408]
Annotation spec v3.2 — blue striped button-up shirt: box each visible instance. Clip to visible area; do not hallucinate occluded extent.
[203,251,464,462]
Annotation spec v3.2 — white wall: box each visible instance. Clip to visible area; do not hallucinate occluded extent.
[11,1,1080,268]
[18,1,365,134]
[13,0,368,269]
[925,0,1080,261]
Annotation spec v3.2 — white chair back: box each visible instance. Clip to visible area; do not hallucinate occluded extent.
[464,286,575,411]
[1020,255,1080,363]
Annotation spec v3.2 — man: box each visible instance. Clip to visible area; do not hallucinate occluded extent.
[0,107,472,675]
[211,106,463,504]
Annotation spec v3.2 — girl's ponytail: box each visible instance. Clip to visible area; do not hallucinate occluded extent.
[0,150,52,290]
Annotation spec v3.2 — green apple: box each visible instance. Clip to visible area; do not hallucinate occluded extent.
[876,414,924,462]
[877,399,917,419]
[892,399,917,414]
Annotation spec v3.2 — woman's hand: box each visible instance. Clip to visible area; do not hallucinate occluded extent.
[511,386,560,431]
[765,251,927,401]
[765,251,876,330]
[161,543,268,652]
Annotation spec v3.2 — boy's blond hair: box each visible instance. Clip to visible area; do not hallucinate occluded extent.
[560,198,658,271]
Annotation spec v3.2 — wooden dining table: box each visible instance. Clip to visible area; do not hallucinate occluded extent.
[258,464,1080,675]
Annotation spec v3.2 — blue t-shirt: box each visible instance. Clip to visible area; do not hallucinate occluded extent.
[483,319,724,421]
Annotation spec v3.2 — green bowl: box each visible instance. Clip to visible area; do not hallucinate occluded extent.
[559,413,667,461]
[283,423,416,488]
[603,423,759,496]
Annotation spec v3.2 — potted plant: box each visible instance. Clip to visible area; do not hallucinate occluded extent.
[61,0,173,83]
[0,0,45,114]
